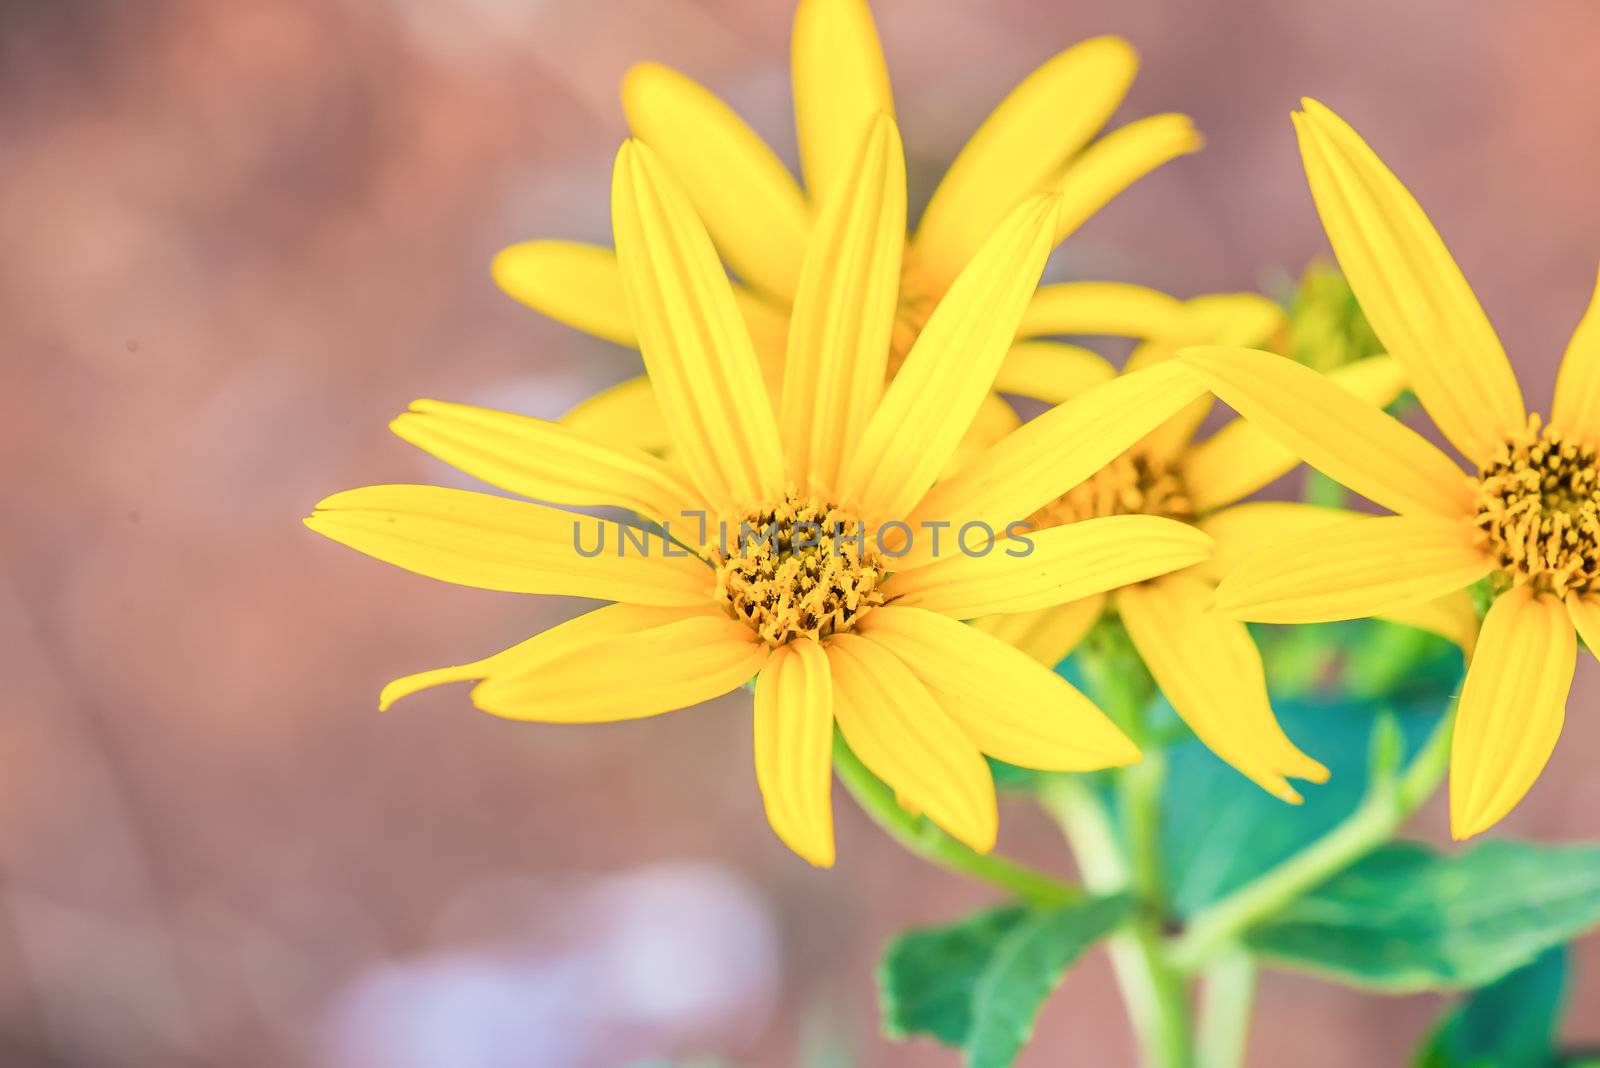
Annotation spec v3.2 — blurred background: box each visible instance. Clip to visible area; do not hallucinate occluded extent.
[4,0,1599,1064]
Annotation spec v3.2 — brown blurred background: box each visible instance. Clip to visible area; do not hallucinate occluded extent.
[4,0,1599,1064]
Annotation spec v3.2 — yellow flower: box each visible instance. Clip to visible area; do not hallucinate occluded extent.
[1179,98,1600,838]
[493,0,1198,457]
[964,289,1425,801]
[306,119,1215,866]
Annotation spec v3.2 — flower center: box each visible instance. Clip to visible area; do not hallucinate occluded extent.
[1473,414,1600,598]
[1028,452,1195,529]
[712,492,885,646]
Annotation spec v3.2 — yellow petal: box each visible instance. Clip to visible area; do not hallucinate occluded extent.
[1050,113,1201,246]
[943,392,1024,477]
[621,62,809,302]
[1196,501,1349,585]
[1551,264,1600,443]
[1016,281,1186,340]
[1179,293,1290,348]
[912,37,1137,287]
[1118,573,1328,802]
[1121,293,1289,461]
[1568,593,1600,661]
[1379,587,1481,659]
[1294,100,1524,464]
[885,514,1212,618]
[791,0,893,200]
[612,140,786,515]
[1182,346,1472,519]
[753,639,836,867]
[906,361,1208,557]
[858,607,1139,770]
[392,399,703,531]
[472,614,769,722]
[971,594,1105,668]
[826,633,998,852]
[1212,513,1491,624]
[1183,354,1409,512]
[1450,587,1574,838]
[379,603,697,711]
[492,240,636,346]
[304,485,710,606]
[560,376,673,455]
[993,341,1118,406]
[839,194,1059,524]
[781,112,905,488]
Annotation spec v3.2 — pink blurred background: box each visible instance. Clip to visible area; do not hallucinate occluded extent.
[4,0,1600,1064]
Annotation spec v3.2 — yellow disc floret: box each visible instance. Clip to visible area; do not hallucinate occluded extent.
[1474,414,1600,598]
[1029,452,1195,530]
[713,492,885,646]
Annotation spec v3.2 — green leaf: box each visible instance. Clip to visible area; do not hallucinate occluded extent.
[1249,841,1600,992]
[879,895,1132,1067]
[1415,945,1568,1068]
[881,905,1030,1047]
[1153,619,1461,917]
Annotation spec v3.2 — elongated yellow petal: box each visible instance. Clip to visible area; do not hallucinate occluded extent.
[781,113,905,488]
[885,514,1211,618]
[492,240,636,346]
[304,485,710,605]
[1450,588,1574,838]
[392,399,703,531]
[839,194,1059,524]
[1212,513,1491,624]
[1551,265,1600,443]
[912,37,1137,287]
[971,594,1105,668]
[993,341,1117,406]
[612,140,786,515]
[1119,574,1328,802]
[622,62,808,301]
[1182,346,1472,519]
[1200,501,1483,654]
[472,614,768,722]
[906,361,1208,558]
[379,603,699,711]
[1380,587,1481,659]
[827,633,997,852]
[1196,501,1351,584]
[753,639,836,866]
[944,392,1024,477]
[1017,282,1186,341]
[1567,594,1600,660]
[561,376,672,455]
[1294,100,1523,464]
[1184,354,1408,512]
[1051,113,1201,246]
[792,0,893,200]
[1124,293,1292,461]
[859,607,1139,770]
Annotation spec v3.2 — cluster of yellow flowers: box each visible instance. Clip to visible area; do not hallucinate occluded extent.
[307,0,1600,864]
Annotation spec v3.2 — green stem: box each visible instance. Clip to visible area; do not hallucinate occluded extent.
[1042,777,1192,1068]
[1195,948,1256,1068]
[1168,703,1456,972]
[831,733,1081,908]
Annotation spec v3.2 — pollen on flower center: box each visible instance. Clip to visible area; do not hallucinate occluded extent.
[1028,452,1195,530]
[712,492,886,646]
[1473,414,1600,598]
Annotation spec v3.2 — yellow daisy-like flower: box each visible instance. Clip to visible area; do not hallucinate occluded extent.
[494,0,1198,456]
[954,289,1424,801]
[1180,97,1600,839]
[307,118,1216,866]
